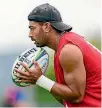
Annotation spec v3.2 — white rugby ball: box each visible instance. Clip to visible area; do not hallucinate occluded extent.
[11,47,49,87]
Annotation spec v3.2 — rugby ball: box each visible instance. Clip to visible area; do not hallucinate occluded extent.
[11,47,49,87]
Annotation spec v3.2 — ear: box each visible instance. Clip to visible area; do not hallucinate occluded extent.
[42,22,51,33]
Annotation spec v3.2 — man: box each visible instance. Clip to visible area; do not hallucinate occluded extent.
[15,3,101,107]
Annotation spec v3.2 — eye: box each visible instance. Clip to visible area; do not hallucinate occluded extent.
[30,28,34,31]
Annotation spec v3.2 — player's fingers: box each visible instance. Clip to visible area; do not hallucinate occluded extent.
[33,60,40,69]
[14,74,29,79]
[20,62,31,72]
[15,79,36,84]
[14,69,29,76]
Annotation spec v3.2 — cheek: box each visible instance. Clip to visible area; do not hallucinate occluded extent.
[34,27,45,42]
[38,29,45,39]
[31,30,39,39]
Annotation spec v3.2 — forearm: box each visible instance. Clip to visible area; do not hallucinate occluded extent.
[50,82,80,102]
[36,75,80,103]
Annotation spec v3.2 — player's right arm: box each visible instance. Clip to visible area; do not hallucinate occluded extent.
[50,44,86,103]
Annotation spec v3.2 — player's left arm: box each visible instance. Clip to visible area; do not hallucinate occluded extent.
[51,44,86,103]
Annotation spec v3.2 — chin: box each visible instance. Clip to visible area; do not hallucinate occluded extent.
[34,41,46,47]
[35,44,45,47]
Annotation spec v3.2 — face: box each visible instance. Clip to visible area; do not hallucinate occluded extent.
[29,21,47,47]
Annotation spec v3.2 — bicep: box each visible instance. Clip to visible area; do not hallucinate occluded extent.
[59,44,86,102]
[64,60,86,101]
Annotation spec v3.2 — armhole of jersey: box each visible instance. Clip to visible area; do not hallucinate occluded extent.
[58,40,85,72]
[59,40,84,58]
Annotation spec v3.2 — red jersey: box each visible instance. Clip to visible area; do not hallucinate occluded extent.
[54,32,101,107]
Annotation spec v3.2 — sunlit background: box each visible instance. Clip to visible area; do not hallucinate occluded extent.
[0,0,101,107]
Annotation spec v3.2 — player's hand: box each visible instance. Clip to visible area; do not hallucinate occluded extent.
[14,60,42,84]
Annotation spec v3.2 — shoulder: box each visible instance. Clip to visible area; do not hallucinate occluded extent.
[59,44,83,61]
[59,44,83,71]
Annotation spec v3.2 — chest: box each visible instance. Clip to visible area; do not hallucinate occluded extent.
[54,55,66,84]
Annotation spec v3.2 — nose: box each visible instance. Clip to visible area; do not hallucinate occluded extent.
[29,31,33,38]
[29,32,35,41]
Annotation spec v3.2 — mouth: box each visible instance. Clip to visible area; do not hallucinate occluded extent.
[30,38,40,46]
[31,39,38,44]
[30,38,37,43]
[30,38,34,41]
[34,41,39,45]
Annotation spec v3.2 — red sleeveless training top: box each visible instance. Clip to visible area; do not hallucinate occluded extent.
[54,32,101,107]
